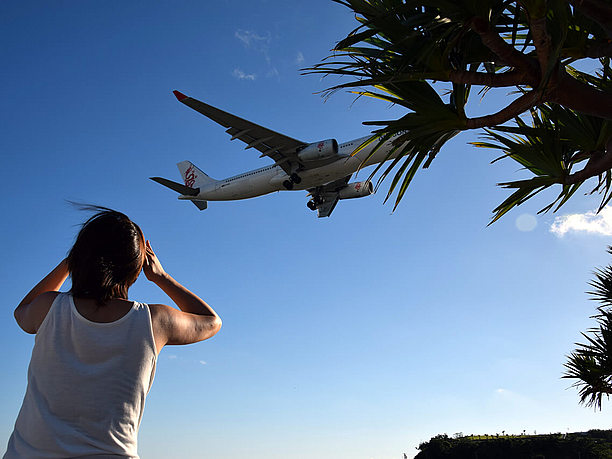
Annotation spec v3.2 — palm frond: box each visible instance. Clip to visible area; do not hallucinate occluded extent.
[564,311,612,410]
[473,103,612,222]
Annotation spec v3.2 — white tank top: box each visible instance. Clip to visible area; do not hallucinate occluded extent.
[4,293,157,459]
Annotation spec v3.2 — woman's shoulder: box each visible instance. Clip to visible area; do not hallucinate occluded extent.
[145,303,167,320]
[32,291,65,319]
[36,291,63,303]
[14,291,63,334]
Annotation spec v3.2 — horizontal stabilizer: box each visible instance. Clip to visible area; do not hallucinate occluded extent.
[150,177,199,196]
[191,200,208,211]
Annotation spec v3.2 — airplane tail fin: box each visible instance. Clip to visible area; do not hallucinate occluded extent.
[150,161,214,212]
[177,160,217,189]
[150,176,208,211]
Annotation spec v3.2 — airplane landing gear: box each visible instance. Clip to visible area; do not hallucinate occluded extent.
[283,173,302,190]
[307,195,323,211]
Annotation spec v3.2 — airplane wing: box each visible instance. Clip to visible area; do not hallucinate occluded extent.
[308,176,351,218]
[173,90,312,175]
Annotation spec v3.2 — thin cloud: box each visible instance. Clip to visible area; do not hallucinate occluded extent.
[266,67,279,79]
[295,51,304,65]
[234,29,274,68]
[232,68,256,81]
[199,360,207,365]
[492,388,532,407]
[235,30,271,49]
[550,206,612,237]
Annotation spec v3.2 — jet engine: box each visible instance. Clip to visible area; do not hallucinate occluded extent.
[297,139,339,161]
[338,181,374,200]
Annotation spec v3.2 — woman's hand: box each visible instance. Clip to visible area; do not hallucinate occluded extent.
[143,241,167,284]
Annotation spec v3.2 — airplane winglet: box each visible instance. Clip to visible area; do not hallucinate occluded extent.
[173,90,188,101]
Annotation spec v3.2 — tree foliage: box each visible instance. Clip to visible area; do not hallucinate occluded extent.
[415,430,612,458]
[307,0,612,222]
[564,247,612,410]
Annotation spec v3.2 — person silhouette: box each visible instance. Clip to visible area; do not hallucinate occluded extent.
[4,207,221,458]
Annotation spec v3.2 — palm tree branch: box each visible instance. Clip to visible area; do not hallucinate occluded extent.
[465,90,542,129]
[567,0,612,38]
[470,16,539,76]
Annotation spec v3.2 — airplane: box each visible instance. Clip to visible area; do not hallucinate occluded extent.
[151,90,402,218]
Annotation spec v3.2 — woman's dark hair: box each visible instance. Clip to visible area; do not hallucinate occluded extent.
[67,206,145,305]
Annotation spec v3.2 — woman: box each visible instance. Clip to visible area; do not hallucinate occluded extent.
[4,207,221,458]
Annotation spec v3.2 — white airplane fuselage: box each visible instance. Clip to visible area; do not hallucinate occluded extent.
[181,135,396,202]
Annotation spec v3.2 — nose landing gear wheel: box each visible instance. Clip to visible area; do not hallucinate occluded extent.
[283,180,294,190]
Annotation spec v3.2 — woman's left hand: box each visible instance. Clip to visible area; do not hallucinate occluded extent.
[143,241,167,284]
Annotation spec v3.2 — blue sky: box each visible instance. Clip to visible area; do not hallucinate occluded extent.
[2,1,612,458]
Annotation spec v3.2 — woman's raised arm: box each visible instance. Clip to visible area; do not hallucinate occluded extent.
[144,241,221,353]
[14,259,69,333]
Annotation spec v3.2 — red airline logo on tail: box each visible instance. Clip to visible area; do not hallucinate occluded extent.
[184,165,197,188]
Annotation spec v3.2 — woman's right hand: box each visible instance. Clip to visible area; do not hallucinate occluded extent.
[143,240,167,283]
